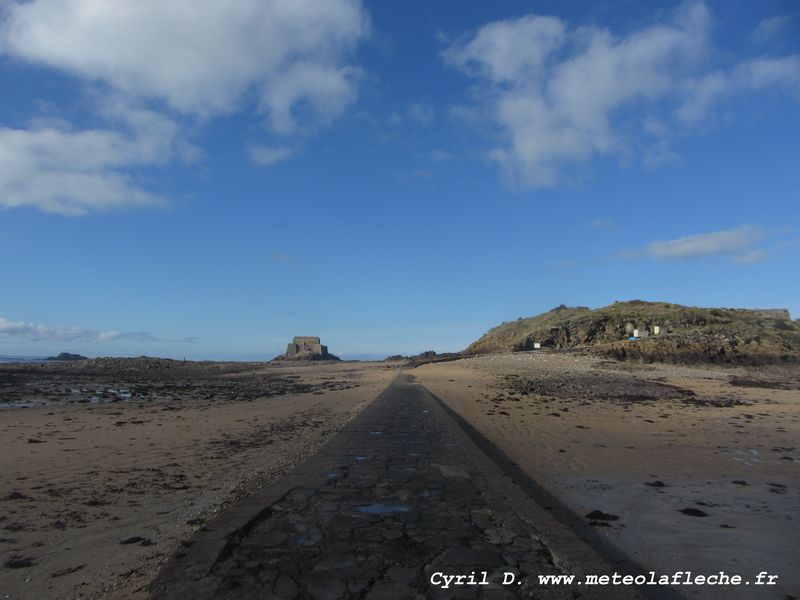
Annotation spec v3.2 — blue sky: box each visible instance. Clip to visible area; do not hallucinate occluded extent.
[1,0,798,360]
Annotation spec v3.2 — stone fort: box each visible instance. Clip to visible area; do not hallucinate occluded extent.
[286,336,328,357]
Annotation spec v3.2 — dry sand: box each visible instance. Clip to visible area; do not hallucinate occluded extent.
[412,353,800,600]
[0,360,396,600]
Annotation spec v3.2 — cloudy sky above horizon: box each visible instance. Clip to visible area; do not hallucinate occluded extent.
[1,0,798,359]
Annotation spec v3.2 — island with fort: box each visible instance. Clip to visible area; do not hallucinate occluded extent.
[274,336,340,361]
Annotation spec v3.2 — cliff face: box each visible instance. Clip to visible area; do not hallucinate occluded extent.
[466,301,799,365]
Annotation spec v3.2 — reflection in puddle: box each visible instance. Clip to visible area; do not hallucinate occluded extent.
[357,503,411,514]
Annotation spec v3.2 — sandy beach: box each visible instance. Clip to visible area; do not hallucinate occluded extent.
[0,359,396,600]
[2,353,798,599]
[412,353,800,600]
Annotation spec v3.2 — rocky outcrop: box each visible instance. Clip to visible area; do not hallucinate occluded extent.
[466,301,799,365]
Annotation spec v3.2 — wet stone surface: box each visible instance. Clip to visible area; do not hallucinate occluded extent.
[180,377,570,599]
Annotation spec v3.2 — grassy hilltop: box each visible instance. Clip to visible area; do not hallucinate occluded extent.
[466,301,800,365]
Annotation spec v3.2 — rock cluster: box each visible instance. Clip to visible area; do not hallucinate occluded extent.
[467,301,799,364]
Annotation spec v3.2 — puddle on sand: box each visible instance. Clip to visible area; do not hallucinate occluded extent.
[357,503,411,514]
[0,402,35,410]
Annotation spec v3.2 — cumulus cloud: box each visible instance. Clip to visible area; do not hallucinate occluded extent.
[443,2,800,187]
[442,15,566,84]
[623,225,765,262]
[0,0,369,213]
[679,55,800,123]
[0,0,368,119]
[260,63,362,134]
[0,103,192,214]
[0,317,196,343]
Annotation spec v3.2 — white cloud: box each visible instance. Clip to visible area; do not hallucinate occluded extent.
[443,2,800,187]
[408,103,435,125]
[260,63,362,134]
[732,249,768,264]
[585,217,613,230]
[387,103,435,126]
[0,317,196,343]
[0,0,369,213]
[444,3,709,187]
[430,149,454,162]
[735,55,800,92]
[751,15,792,43]
[0,0,368,120]
[625,225,764,261]
[0,103,192,215]
[643,139,683,168]
[442,15,566,84]
[677,71,728,123]
[679,56,800,123]
[642,117,668,136]
[248,144,297,166]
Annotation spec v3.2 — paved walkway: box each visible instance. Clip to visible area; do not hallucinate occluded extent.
[151,374,643,600]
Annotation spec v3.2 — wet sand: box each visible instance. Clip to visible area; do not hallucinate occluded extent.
[412,353,800,600]
[151,374,623,600]
[0,360,396,599]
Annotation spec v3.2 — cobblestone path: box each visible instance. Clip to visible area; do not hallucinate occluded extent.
[151,374,642,600]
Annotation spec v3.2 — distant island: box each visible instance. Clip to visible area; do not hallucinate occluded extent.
[273,336,339,361]
[44,352,89,361]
